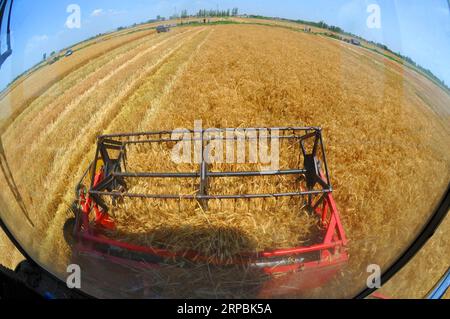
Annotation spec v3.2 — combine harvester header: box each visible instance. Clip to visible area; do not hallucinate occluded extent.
[65,127,348,297]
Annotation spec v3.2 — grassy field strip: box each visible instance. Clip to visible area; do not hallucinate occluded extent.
[10,30,192,167]
[3,32,163,151]
[37,29,208,265]
[4,30,197,236]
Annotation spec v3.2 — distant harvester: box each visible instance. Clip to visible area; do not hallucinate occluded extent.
[156,25,170,33]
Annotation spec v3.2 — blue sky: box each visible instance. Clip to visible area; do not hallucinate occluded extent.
[0,0,449,91]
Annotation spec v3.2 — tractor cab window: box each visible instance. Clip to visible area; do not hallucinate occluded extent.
[0,0,449,299]
[0,0,12,66]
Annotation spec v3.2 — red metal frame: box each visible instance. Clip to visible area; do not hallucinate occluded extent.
[79,168,116,232]
[74,170,348,296]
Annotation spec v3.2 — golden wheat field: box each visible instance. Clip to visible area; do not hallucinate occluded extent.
[0,21,449,298]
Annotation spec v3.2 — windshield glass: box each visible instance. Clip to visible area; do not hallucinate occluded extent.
[0,0,449,299]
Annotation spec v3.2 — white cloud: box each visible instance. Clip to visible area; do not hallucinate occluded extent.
[91,9,104,17]
[90,8,127,18]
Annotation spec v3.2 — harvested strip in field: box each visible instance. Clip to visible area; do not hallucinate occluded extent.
[105,29,215,134]
[0,29,157,132]
[37,30,202,215]
[6,29,190,166]
[38,29,211,264]
[3,31,163,155]
[136,29,215,131]
[8,29,198,223]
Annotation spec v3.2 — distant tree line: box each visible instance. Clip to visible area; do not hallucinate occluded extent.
[309,21,343,33]
[168,8,239,20]
[250,16,344,34]
[196,8,239,18]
